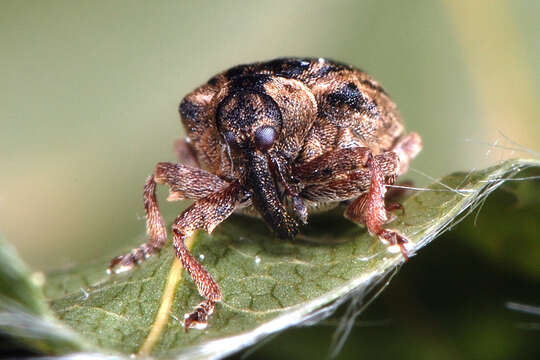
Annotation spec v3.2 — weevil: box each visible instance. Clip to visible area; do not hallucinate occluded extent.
[109,57,422,331]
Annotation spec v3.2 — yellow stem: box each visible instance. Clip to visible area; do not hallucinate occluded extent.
[138,234,196,356]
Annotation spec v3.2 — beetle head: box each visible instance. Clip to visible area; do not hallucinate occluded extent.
[213,77,317,239]
[217,90,282,156]
[216,89,300,238]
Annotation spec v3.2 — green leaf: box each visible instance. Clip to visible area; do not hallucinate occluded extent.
[1,158,538,359]
[0,237,89,354]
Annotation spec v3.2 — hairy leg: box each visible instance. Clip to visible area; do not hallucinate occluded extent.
[108,175,168,273]
[108,162,229,273]
[171,181,245,330]
[299,151,399,203]
[294,147,372,184]
[154,162,229,201]
[297,150,410,259]
[345,155,411,259]
[289,147,372,222]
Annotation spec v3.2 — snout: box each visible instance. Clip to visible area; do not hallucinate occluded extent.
[246,150,298,239]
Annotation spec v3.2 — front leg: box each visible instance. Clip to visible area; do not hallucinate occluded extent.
[298,151,399,203]
[286,147,371,223]
[294,147,372,184]
[296,150,411,259]
[172,181,245,330]
[109,162,229,273]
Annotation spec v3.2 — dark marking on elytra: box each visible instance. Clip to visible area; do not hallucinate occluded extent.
[264,58,311,78]
[312,64,338,78]
[207,76,219,86]
[309,60,350,79]
[228,74,272,94]
[225,64,250,80]
[326,82,380,118]
[179,98,204,121]
[327,82,367,110]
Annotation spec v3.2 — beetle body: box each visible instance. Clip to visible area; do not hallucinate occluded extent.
[110,58,422,331]
[180,58,411,237]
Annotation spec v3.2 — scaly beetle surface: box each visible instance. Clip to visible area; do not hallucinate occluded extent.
[109,57,422,331]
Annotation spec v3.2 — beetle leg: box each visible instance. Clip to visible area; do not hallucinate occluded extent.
[298,150,410,258]
[344,193,403,226]
[345,155,411,260]
[171,181,244,331]
[108,175,168,273]
[154,162,229,201]
[299,151,399,203]
[294,147,372,184]
[386,201,404,215]
[108,163,229,273]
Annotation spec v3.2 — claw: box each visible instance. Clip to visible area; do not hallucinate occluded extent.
[184,312,208,332]
[108,254,136,274]
[379,229,412,261]
[183,300,215,332]
[108,244,157,274]
[386,202,405,216]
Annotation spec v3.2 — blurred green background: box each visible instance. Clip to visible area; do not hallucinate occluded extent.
[1,0,539,359]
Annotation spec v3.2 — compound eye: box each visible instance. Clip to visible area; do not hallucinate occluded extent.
[254,126,276,152]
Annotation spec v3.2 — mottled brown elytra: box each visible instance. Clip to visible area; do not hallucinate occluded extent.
[109,58,422,331]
